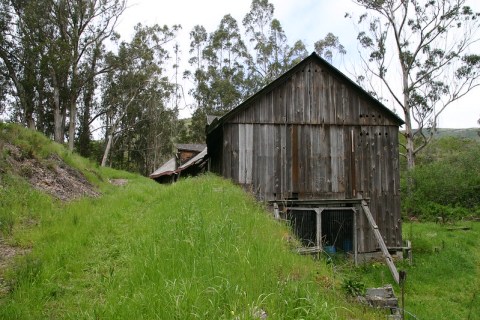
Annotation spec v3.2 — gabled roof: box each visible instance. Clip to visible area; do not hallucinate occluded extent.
[207,52,404,134]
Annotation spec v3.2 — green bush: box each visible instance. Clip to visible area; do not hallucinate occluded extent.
[401,137,480,220]
[341,277,365,297]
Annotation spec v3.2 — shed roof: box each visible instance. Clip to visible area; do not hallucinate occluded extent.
[178,147,208,171]
[176,143,207,153]
[149,147,208,180]
[207,52,404,134]
[149,157,176,179]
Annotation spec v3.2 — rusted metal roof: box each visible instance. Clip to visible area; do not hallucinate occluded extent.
[176,143,206,153]
[149,157,176,179]
[178,147,207,172]
[150,147,208,180]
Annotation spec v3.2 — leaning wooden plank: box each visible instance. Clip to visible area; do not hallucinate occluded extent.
[361,200,400,284]
[295,246,323,255]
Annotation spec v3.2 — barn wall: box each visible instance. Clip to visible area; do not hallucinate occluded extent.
[219,122,401,251]
[210,59,402,252]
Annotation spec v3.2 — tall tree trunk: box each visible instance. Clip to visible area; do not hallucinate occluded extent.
[78,100,92,157]
[78,44,99,157]
[68,99,77,150]
[68,63,79,151]
[402,66,415,170]
[51,69,64,143]
[101,130,114,167]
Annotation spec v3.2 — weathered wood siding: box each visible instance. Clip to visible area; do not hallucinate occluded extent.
[209,59,402,252]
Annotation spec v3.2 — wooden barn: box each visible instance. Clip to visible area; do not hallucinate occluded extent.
[207,52,405,274]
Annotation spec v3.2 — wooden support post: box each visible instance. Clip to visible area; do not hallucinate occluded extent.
[316,209,321,248]
[399,270,407,319]
[361,200,400,284]
[273,203,280,219]
[353,207,358,266]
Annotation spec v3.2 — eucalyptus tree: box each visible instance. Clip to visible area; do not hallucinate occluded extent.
[0,0,126,149]
[351,0,480,169]
[77,38,106,157]
[100,23,179,174]
[314,32,346,64]
[184,25,208,113]
[204,14,250,113]
[242,0,308,89]
[187,15,250,142]
[0,0,48,129]
[48,0,125,149]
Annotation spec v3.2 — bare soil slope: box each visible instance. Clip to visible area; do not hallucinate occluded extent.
[4,143,99,201]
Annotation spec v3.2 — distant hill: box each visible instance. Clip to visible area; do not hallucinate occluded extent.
[433,128,480,141]
[403,128,480,141]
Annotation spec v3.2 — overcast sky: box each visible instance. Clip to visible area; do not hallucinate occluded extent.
[116,0,480,129]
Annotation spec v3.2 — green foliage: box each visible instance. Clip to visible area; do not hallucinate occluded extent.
[401,136,480,220]
[351,222,480,319]
[314,32,346,64]
[186,0,308,143]
[341,277,365,297]
[0,171,385,319]
[100,24,180,174]
[352,0,480,169]
[0,124,383,319]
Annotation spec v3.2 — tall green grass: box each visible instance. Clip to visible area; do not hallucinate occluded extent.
[1,169,384,319]
[353,222,480,319]
[3,124,479,319]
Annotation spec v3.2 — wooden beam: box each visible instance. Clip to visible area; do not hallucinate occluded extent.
[361,200,399,284]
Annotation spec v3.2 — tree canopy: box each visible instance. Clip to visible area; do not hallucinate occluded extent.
[0,0,319,173]
[351,0,480,169]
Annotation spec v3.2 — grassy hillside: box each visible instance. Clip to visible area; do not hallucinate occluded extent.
[354,222,480,319]
[0,124,382,319]
[1,123,479,319]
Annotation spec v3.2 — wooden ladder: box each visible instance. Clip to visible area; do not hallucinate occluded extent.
[361,200,400,284]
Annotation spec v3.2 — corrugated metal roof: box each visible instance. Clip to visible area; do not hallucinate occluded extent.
[150,147,208,180]
[149,157,176,179]
[176,143,206,152]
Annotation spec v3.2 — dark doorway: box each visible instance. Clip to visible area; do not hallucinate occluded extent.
[321,209,354,252]
[287,209,317,247]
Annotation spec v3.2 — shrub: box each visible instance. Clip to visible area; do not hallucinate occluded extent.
[341,277,365,297]
[401,137,480,220]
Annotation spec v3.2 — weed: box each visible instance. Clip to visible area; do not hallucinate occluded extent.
[341,277,365,297]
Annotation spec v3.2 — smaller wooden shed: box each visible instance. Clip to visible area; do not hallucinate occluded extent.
[206,52,404,270]
[150,144,207,183]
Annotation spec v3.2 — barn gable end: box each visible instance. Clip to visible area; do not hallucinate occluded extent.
[207,52,404,254]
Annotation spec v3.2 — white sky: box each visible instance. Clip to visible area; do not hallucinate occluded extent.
[116,0,480,129]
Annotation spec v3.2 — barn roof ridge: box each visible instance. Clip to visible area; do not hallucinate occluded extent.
[207,52,404,134]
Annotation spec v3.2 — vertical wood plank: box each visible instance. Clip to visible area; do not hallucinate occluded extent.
[238,124,245,184]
